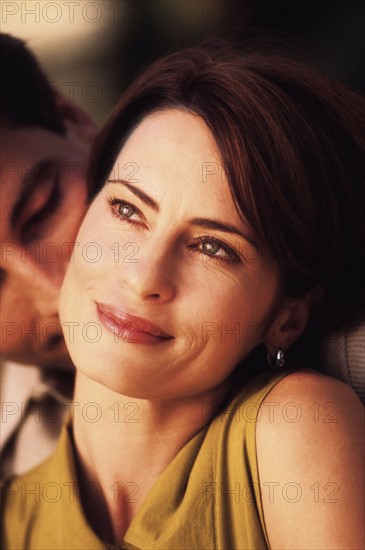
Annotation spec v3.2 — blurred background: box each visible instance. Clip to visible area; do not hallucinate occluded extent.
[2,0,364,127]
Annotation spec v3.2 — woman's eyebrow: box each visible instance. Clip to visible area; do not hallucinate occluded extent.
[107,179,257,248]
[10,159,60,230]
[190,218,257,249]
[107,179,159,213]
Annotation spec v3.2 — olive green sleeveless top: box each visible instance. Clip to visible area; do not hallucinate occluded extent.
[1,370,288,549]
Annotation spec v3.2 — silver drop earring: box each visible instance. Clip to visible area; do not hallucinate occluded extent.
[275,349,285,368]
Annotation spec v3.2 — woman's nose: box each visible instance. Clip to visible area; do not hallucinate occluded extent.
[121,240,176,303]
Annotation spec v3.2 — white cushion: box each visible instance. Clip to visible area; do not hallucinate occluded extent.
[321,315,365,403]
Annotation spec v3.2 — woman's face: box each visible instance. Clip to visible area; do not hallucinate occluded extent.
[60,109,283,400]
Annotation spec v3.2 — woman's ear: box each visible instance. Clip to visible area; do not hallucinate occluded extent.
[263,286,325,357]
[54,92,98,145]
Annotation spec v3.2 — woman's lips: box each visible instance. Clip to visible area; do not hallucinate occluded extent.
[96,302,173,344]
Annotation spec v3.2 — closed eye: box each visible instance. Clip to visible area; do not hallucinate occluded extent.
[20,172,61,243]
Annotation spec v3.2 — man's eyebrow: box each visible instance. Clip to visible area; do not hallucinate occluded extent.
[190,218,257,248]
[10,159,60,230]
[107,179,159,213]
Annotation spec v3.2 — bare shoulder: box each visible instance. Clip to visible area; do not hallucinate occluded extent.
[256,371,364,550]
[260,370,363,428]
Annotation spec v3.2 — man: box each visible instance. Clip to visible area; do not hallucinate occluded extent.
[0,33,97,478]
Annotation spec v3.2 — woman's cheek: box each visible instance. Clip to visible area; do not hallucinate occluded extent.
[72,208,123,278]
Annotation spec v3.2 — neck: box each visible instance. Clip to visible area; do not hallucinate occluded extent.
[72,372,231,544]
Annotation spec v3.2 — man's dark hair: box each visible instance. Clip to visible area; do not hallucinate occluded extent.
[0,33,65,133]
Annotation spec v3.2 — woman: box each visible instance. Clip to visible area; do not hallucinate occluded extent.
[2,42,364,549]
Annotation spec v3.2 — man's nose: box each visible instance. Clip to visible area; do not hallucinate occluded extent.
[10,251,65,317]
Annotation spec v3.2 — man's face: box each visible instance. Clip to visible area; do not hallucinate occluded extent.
[0,125,90,369]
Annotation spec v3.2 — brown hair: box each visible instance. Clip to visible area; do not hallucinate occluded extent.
[89,40,365,333]
[0,33,65,134]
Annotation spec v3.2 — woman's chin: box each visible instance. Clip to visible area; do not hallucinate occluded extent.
[71,346,159,398]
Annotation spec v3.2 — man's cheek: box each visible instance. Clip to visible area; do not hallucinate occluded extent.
[1,322,25,352]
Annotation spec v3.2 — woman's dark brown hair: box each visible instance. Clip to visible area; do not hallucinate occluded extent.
[89,41,365,336]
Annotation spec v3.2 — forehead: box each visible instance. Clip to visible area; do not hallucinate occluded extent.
[119,108,219,173]
[114,109,239,218]
[1,126,67,166]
